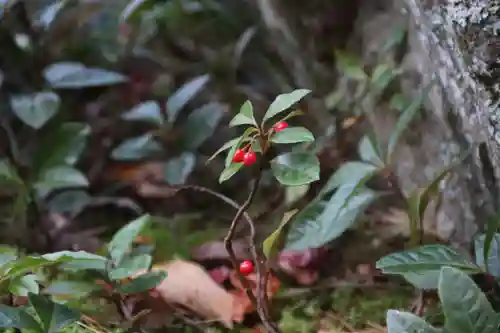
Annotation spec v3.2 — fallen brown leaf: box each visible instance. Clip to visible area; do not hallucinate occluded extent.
[135,260,245,328]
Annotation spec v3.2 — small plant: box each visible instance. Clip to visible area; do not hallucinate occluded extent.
[0,214,167,332]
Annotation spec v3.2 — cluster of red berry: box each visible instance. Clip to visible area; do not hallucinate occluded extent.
[232,121,288,166]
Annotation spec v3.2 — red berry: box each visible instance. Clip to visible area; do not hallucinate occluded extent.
[239,260,254,275]
[243,152,257,166]
[232,149,246,163]
[273,121,288,132]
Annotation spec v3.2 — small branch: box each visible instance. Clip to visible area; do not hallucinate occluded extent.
[170,178,282,333]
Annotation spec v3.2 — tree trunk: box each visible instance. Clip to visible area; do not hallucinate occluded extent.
[354,0,500,246]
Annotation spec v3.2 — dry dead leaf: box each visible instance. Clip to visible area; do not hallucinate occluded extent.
[135,260,245,328]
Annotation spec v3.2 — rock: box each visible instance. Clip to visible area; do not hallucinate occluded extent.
[353,0,500,246]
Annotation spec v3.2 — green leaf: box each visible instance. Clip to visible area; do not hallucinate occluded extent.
[180,102,224,150]
[389,93,411,112]
[286,186,376,250]
[0,305,40,330]
[439,267,498,333]
[270,152,320,186]
[108,254,152,280]
[229,100,257,127]
[285,184,309,206]
[122,100,163,125]
[475,233,500,277]
[111,133,162,161]
[9,274,39,297]
[262,89,311,124]
[376,245,479,275]
[108,214,152,266]
[164,152,196,185]
[41,251,107,262]
[386,310,440,333]
[118,270,167,294]
[206,138,240,164]
[10,92,60,129]
[0,246,17,269]
[480,213,500,275]
[0,159,22,185]
[358,135,385,167]
[319,161,380,198]
[2,257,52,280]
[44,281,97,298]
[370,64,400,94]
[166,74,210,123]
[406,149,471,245]
[219,162,243,183]
[334,51,367,80]
[386,79,436,162]
[44,62,127,89]
[32,122,90,173]
[34,166,89,194]
[263,209,298,259]
[121,0,151,22]
[270,127,314,144]
[28,293,80,333]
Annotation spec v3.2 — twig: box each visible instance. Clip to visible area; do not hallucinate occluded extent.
[170,179,282,333]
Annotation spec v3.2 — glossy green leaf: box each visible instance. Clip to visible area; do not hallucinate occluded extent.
[270,127,314,144]
[164,152,196,185]
[406,148,471,244]
[475,233,500,277]
[9,274,39,297]
[286,186,376,250]
[32,122,90,172]
[166,74,210,123]
[386,79,436,162]
[28,293,80,333]
[335,51,367,80]
[263,209,298,259]
[376,245,479,275]
[206,138,240,164]
[229,100,257,127]
[41,250,107,262]
[0,159,22,185]
[180,102,224,150]
[439,267,498,333]
[122,100,163,125]
[389,93,411,112]
[118,270,167,294]
[319,161,380,198]
[108,214,152,266]
[2,257,52,280]
[0,305,40,330]
[358,135,385,167]
[480,212,500,275]
[370,64,400,94]
[219,162,243,183]
[44,281,97,298]
[0,246,17,269]
[285,184,309,206]
[270,152,320,186]
[108,254,152,280]
[386,310,440,333]
[44,62,127,89]
[262,89,311,124]
[121,0,150,22]
[34,166,89,194]
[10,92,60,129]
[111,133,162,161]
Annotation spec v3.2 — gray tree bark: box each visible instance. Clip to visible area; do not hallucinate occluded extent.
[355,0,500,246]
